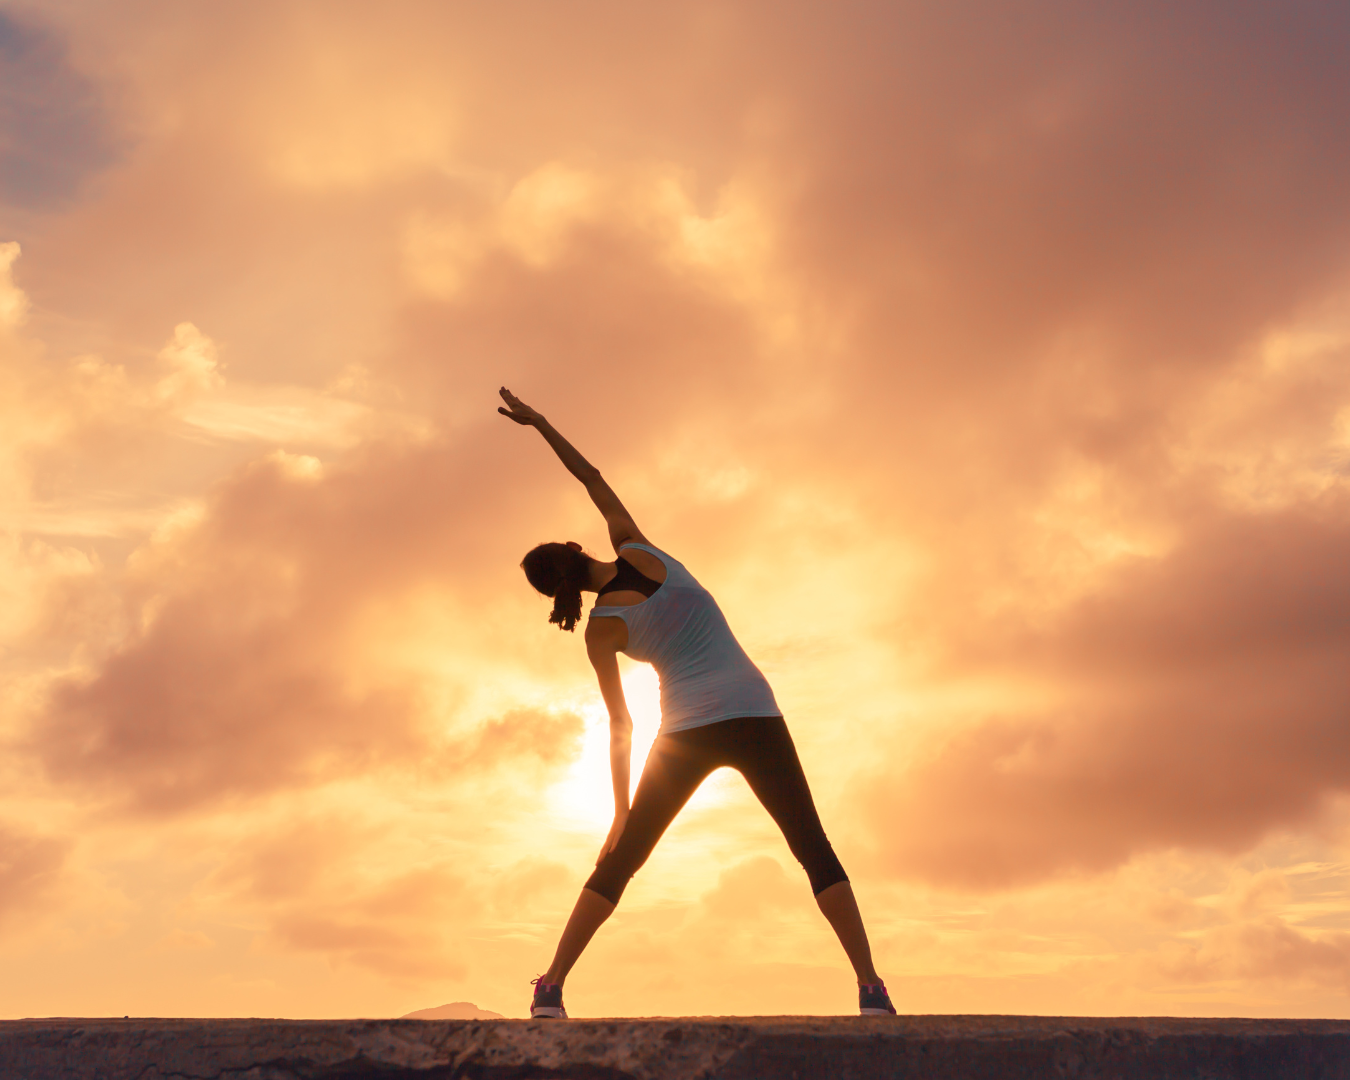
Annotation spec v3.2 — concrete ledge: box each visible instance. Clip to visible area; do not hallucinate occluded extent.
[2,1016,1348,1079]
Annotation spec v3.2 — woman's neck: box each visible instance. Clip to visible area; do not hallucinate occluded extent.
[588,558,617,592]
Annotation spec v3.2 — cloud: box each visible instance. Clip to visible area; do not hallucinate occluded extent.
[0,241,26,325]
[206,815,482,980]
[1159,918,1350,994]
[489,857,573,916]
[28,441,586,813]
[0,821,70,930]
[153,928,215,953]
[866,501,1350,890]
[155,322,222,400]
[1,239,585,821]
[3,0,1350,1018]
[467,710,584,772]
[699,855,803,922]
[0,10,119,208]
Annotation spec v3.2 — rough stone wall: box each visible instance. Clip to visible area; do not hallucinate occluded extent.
[1,1015,1348,1079]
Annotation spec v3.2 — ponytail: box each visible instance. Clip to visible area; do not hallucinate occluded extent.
[521,542,590,632]
[550,559,585,632]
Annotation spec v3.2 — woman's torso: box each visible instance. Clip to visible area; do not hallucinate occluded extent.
[589,543,781,733]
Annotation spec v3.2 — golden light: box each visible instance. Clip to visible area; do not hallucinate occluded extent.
[547,661,737,831]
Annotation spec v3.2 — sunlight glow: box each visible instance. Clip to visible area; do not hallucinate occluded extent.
[547,661,734,831]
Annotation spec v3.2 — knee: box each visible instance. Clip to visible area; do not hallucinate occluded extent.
[584,867,626,905]
[808,859,849,897]
[799,837,849,897]
[585,850,645,906]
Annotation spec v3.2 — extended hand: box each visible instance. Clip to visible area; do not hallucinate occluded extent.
[597,808,629,864]
[498,387,545,426]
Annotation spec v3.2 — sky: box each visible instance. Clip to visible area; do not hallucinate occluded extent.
[2,0,1349,1020]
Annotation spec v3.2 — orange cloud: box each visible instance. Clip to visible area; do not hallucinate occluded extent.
[2,0,1350,1019]
[0,822,70,928]
[864,503,1350,889]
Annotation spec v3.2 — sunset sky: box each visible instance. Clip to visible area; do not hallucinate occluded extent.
[3,0,1350,1020]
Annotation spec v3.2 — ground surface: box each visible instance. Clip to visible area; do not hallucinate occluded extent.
[2,1015,1348,1078]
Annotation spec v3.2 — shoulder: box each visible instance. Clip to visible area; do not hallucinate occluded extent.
[585,611,628,656]
[585,613,626,643]
[609,523,650,554]
[617,544,668,582]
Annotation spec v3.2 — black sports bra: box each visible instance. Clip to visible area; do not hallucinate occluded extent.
[596,556,663,599]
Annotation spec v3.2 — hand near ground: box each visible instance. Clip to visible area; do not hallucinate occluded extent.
[498,387,546,427]
[597,808,629,864]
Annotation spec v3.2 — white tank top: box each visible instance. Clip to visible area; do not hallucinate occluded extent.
[588,543,782,733]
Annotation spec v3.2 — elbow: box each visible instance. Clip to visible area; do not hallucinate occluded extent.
[579,465,603,486]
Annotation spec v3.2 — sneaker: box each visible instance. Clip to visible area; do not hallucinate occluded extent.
[859,982,896,1016]
[530,976,567,1019]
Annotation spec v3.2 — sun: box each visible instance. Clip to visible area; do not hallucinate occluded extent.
[548,661,660,828]
[547,660,731,829]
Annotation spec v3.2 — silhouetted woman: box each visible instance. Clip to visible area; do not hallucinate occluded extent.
[498,387,894,1019]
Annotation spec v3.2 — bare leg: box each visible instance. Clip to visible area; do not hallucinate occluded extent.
[815,881,880,985]
[540,733,711,987]
[541,887,616,986]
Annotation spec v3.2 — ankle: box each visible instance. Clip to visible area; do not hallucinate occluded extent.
[857,975,882,988]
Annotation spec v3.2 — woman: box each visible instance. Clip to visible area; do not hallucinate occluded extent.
[498,387,895,1019]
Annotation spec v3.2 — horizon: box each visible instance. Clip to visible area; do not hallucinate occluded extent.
[1,0,1349,1020]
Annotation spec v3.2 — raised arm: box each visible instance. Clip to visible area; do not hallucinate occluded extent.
[499,387,647,553]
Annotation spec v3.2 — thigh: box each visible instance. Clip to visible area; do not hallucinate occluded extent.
[600,729,718,873]
[724,716,832,855]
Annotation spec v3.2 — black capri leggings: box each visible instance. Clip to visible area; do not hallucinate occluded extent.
[584,715,848,905]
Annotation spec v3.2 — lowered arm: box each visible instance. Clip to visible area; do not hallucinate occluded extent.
[587,625,633,819]
[586,618,634,861]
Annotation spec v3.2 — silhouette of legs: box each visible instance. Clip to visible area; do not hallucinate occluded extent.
[815,880,881,985]
[540,886,614,987]
[540,716,881,990]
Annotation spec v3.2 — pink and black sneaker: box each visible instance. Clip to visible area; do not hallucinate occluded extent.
[859,982,896,1016]
[530,976,567,1019]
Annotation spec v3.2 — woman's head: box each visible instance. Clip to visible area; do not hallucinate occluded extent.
[521,541,591,632]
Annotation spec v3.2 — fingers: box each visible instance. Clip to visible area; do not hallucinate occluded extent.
[596,823,624,863]
[497,387,537,424]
